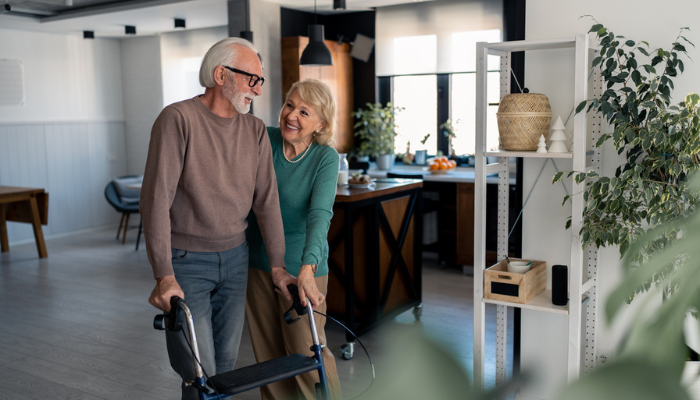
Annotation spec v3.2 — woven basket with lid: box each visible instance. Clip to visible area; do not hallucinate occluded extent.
[496,93,552,151]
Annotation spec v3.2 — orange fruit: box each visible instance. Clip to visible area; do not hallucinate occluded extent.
[429,163,440,170]
[448,160,456,168]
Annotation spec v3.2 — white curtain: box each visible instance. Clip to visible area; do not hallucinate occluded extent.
[375,0,504,76]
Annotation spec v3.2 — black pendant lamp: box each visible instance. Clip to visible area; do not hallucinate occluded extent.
[300,0,333,66]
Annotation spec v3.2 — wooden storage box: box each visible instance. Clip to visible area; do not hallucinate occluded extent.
[484,259,546,304]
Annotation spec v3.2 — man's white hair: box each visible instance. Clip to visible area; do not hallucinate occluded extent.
[199,37,259,88]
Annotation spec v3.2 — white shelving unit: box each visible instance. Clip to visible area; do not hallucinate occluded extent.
[473,34,602,393]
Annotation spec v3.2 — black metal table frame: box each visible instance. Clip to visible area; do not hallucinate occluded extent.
[328,186,423,350]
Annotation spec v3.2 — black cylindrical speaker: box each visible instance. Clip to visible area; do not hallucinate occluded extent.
[552,264,568,306]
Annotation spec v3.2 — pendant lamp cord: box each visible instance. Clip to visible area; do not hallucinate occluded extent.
[314,0,317,24]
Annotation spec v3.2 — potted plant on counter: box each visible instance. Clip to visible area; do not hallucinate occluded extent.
[353,102,402,170]
[439,118,460,158]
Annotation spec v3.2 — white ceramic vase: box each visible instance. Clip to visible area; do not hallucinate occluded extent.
[376,154,394,171]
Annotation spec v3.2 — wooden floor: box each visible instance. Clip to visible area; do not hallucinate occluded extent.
[0,226,512,399]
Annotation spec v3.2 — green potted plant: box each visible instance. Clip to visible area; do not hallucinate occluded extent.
[439,118,460,158]
[353,102,402,170]
[548,20,700,400]
[553,19,699,300]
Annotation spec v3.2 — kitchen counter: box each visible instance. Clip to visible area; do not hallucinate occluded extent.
[327,179,423,354]
[366,164,515,185]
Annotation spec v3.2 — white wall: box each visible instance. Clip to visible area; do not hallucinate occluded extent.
[0,29,124,123]
[160,26,228,108]
[521,1,700,399]
[250,0,282,127]
[0,28,127,245]
[120,36,163,176]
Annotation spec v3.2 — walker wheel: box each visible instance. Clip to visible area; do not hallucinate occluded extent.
[339,342,354,360]
[413,304,423,321]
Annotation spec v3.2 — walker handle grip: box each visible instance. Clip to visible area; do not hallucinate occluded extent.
[283,284,308,325]
[153,296,183,331]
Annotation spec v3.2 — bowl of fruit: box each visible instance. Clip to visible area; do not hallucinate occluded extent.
[425,156,457,175]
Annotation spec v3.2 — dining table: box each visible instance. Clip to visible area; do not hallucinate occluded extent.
[0,186,49,258]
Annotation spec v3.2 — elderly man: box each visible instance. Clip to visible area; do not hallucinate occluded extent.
[140,37,296,400]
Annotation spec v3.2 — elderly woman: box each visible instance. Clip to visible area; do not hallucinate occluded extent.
[245,79,342,400]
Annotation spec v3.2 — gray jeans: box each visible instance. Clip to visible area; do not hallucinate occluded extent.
[165,241,249,400]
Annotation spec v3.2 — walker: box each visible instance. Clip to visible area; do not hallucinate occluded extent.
[154,284,330,400]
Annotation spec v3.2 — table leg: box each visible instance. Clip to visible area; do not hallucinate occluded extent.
[29,196,47,258]
[344,207,355,345]
[122,213,130,245]
[136,218,143,251]
[0,204,8,253]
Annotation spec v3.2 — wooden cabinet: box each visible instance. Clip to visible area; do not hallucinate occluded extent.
[327,181,423,347]
[456,182,474,266]
[423,180,506,272]
[281,36,354,153]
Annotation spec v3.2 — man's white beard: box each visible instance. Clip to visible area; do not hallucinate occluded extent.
[224,78,253,114]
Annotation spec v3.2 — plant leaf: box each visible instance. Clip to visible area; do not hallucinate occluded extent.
[576,100,588,114]
[553,171,564,184]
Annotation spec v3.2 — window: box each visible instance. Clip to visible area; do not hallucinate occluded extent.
[391,35,438,155]
[393,75,437,155]
[385,30,505,157]
[393,35,437,75]
[451,29,502,72]
[450,30,502,155]
[450,72,501,155]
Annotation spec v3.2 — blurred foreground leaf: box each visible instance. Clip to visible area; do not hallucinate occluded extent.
[357,327,475,400]
[556,358,691,400]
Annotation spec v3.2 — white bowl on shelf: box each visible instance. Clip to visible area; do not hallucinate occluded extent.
[507,261,531,274]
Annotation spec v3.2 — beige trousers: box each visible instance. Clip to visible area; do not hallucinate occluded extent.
[246,267,343,400]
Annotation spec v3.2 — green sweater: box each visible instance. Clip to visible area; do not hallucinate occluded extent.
[247,127,339,277]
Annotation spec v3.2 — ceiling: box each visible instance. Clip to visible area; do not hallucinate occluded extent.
[0,0,431,38]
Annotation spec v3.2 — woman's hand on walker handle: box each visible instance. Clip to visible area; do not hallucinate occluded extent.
[297,264,324,309]
[149,275,185,312]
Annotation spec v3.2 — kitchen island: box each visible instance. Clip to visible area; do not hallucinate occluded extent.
[367,165,518,272]
[327,178,423,360]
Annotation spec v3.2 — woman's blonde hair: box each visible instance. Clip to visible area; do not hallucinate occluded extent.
[282,79,336,146]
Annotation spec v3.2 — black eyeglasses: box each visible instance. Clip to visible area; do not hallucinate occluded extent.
[223,66,265,87]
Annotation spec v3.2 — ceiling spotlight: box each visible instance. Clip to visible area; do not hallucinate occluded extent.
[125,25,136,35]
[174,18,185,28]
[4,3,10,11]
[333,0,346,10]
[83,30,94,39]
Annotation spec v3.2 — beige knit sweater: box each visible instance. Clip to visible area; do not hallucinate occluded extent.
[140,96,286,278]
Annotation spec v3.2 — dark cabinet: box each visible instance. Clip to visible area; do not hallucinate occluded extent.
[423,181,520,270]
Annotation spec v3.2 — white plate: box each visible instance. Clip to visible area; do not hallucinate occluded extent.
[422,167,455,175]
[348,180,376,189]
